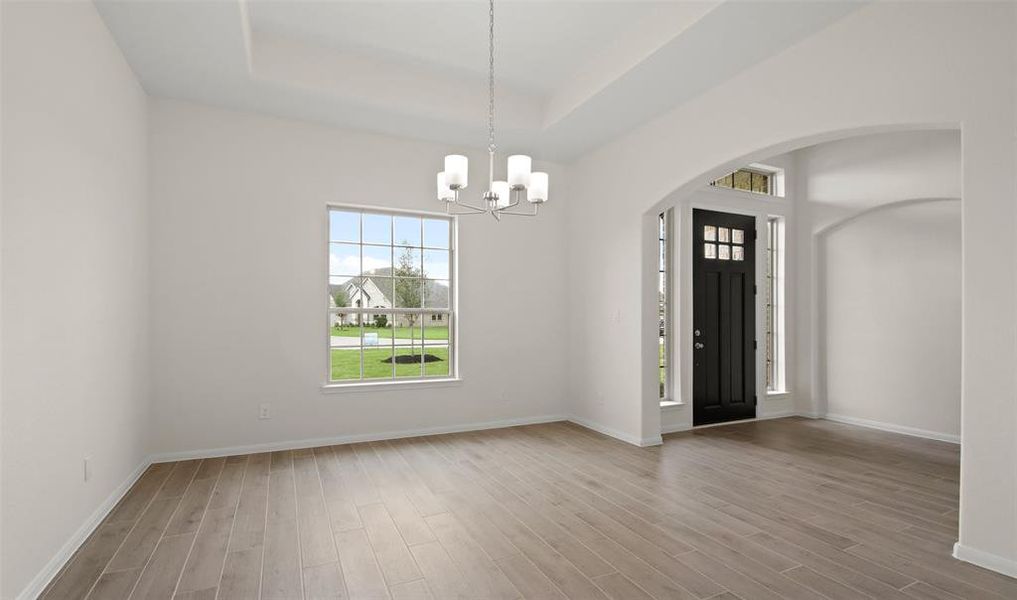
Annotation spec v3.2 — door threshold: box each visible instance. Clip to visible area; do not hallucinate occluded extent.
[693,416,760,430]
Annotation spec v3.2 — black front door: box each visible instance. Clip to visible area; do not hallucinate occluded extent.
[693,209,756,426]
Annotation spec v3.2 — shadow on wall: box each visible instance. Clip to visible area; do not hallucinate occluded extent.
[817,198,961,441]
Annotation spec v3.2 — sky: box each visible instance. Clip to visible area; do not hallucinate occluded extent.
[329,210,450,282]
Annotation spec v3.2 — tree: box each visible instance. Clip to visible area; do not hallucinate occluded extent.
[333,288,350,329]
[394,244,422,353]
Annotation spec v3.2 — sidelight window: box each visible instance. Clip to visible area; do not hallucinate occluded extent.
[765,216,784,392]
[659,211,672,400]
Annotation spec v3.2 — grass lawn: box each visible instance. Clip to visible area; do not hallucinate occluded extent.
[331,346,450,380]
[331,325,449,340]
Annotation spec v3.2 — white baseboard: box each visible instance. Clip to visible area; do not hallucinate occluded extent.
[567,415,661,447]
[661,423,691,434]
[954,542,1017,579]
[150,414,569,462]
[823,413,960,444]
[17,458,153,600]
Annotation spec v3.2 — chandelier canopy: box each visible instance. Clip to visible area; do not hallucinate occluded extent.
[436,0,548,220]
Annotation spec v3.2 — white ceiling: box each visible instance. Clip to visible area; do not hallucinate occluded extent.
[95,0,865,161]
[246,1,667,95]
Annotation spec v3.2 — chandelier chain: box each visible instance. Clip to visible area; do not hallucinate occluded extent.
[488,0,495,153]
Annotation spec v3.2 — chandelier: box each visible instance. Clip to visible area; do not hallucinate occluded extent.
[436,0,549,220]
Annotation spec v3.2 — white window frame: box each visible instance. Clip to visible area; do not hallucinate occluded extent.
[324,204,458,389]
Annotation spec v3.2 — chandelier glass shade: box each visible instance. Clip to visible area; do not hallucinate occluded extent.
[436,0,548,220]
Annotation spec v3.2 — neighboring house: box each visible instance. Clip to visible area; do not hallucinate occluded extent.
[330,268,447,328]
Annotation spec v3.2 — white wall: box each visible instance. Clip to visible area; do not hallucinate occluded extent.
[147,99,568,456]
[791,131,962,440]
[821,200,961,440]
[1,2,150,598]
[566,1,1017,572]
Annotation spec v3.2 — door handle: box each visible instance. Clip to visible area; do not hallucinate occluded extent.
[695,342,705,349]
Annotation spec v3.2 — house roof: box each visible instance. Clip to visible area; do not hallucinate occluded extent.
[330,268,448,308]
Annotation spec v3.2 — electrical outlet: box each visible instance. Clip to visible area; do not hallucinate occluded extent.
[83,457,92,482]
[259,402,271,420]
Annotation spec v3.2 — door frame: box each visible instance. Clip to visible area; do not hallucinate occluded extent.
[660,185,795,433]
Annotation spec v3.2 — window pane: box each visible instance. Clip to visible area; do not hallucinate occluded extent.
[704,243,716,259]
[330,282,355,309]
[390,313,423,345]
[394,215,422,247]
[349,277,392,311]
[363,213,391,245]
[718,245,731,260]
[362,327,384,347]
[423,313,449,345]
[732,246,745,261]
[362,346,394,379]
[424,346,450,377]
[394,246,422,277]
[423,219,450,249]
[752,173,769,193]
[732,229,744,244]
[330,243,360,276]
[423,249,450,280]
[704,225,716,241]
[718,227,730,243]
[330,210,359,242]
[330,347,362,381]
[362,245,392,275]
[394,347,424,378]
[330,315,361,345]
[394,278,423,308]
[733,170,751,191]
[423,280,450,308]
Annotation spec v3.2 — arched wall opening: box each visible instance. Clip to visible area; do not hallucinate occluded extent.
[639,124,960,443]
[815,197,961,442]
[563,2,1015,573]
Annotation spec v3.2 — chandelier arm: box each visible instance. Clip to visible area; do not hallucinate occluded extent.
[450,199,487,213]
[446,203,486,215]
[494,203,540,217]
[492,190,538,216]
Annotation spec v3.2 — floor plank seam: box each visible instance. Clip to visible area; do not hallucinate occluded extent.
[212,455,249,600]
[124,461,202,600]
[76,463,179,600]
[170,460,227,599]
[42,419,1017,600]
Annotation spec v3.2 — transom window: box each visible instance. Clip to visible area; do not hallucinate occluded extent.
[703,226,746,261]
[711,168,774,195]
[328,207,455,383]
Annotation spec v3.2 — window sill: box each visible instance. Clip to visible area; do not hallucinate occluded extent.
[321,378,463,393]
[660,400,684,409]
[766,390,791,399]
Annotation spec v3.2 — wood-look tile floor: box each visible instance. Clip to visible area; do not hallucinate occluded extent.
[42,417,1017,600]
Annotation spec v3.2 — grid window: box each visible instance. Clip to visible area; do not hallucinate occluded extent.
[711,168,773,195]
[659,211,671,400]
[765,216,782,392]
[329,208,454,383]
